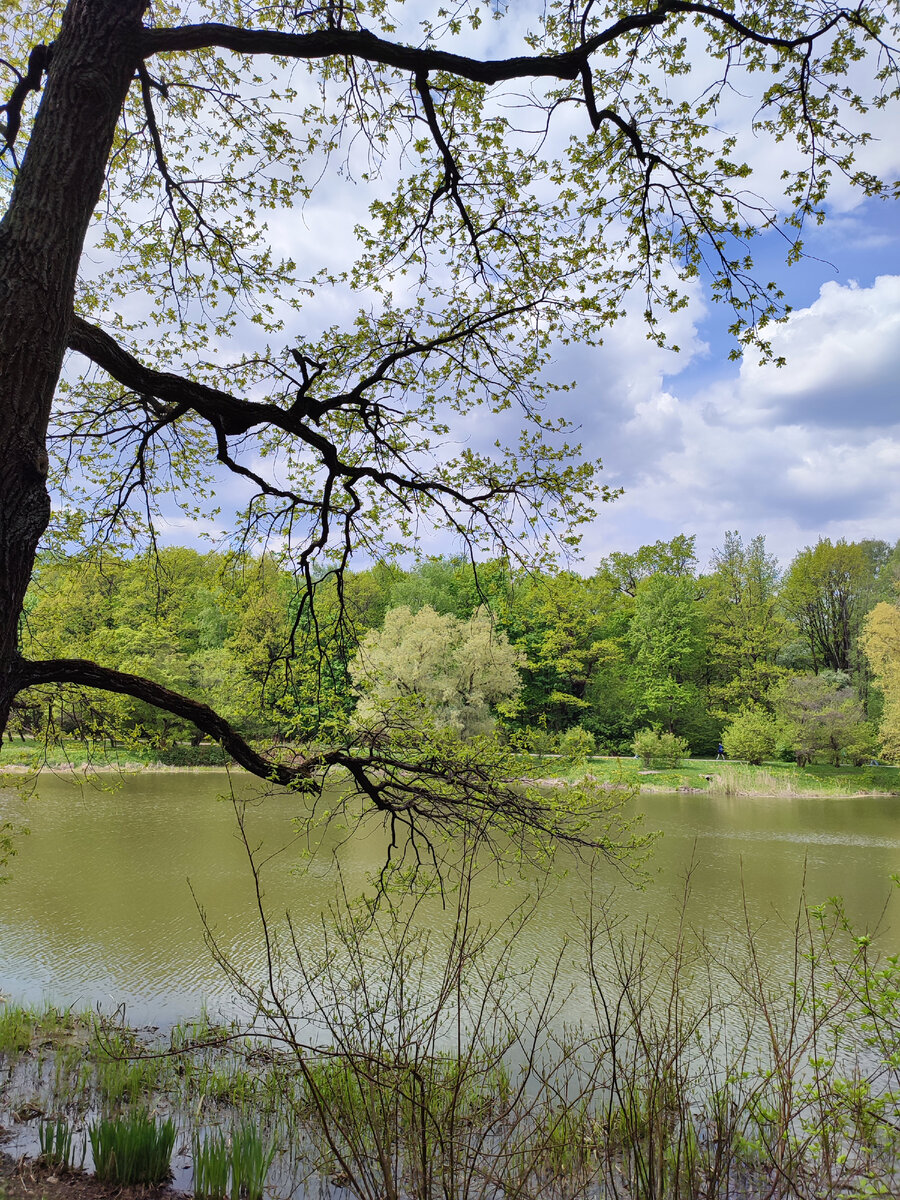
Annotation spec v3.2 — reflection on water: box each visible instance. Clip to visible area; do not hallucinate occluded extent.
[0,773,897,1024]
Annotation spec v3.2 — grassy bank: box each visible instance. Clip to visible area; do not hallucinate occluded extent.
[527,754,900,796]
[0,736,232,773]
[3,736,899,797]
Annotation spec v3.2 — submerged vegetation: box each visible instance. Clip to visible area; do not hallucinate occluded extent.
[2,868,900,1199]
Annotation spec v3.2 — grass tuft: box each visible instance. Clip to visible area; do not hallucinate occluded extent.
[38,1117,75,1170]
[89,1109,175,1185]
[192,1131,230,1200]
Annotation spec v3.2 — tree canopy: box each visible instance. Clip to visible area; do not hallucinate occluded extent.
[1,0,899,850]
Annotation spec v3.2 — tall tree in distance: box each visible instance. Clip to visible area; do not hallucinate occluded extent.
[782,540,875,675]
[0,0,897,846]
[706,532,785,716]
[628,572,707,735]
[861,602,900,760]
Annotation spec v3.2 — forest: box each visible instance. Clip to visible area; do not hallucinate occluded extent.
[13,530,900,767]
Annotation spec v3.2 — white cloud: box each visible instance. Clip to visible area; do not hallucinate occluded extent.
[572,273,900,567]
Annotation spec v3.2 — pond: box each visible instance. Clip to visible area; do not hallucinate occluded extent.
[0,772,898,1025]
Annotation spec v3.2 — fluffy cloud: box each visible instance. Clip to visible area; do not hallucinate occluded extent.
[572,273,900,567]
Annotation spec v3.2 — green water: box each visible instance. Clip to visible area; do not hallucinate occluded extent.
[0,773,897,1023]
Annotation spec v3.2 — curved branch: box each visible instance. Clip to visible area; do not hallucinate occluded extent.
[142,6,863,77]
[20,656,324,786]
[68,314,279,435]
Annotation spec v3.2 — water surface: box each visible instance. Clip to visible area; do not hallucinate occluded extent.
[0,773,897,1023]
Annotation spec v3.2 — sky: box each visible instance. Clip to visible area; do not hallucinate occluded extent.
[77,2,900,578]
[560,199,900,569]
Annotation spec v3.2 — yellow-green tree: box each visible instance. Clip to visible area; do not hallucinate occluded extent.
[350,606,523,739]
[861,603,900,761]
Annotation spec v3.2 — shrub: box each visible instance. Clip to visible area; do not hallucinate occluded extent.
[632,729,688,769]
[843,721,880,767]
[525,727,559,756]
[722,710,778,766]
[154,743,231,766]
[558,725,597,759]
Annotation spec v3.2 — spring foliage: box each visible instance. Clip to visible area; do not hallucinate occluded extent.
[350,605,523,739]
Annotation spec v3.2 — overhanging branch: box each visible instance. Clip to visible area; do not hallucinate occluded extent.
[142,5,859,77]
[20,656,324,786]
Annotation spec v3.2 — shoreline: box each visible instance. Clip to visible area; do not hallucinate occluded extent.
[0,762,234,775]
[1,760,894,800]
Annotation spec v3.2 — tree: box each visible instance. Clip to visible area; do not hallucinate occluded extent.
[772,672,867,766]
[0,0,897,847]
[706,532,785,716]
[602,536,699,598]
[782,540,876,674]
[350,605,523,739]
[628,573,707,735]
[501,570,621,732]
[860,601,900,760]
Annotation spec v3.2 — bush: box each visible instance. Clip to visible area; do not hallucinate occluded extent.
[558,725,597,759]
[722,710,778,766]
[632,728,689,769]
[843,721,880,767]
[153,743,231,766]
[525,727,559,756]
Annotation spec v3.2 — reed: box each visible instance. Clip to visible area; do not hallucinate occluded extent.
[38,1117,75,1170]
[0,1003,34,1056]
[228,1123,275,1200]
[89,1110,175,1185]
[192,1131,230,1200]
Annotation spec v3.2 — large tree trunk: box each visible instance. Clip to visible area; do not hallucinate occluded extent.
[0,0,142,728]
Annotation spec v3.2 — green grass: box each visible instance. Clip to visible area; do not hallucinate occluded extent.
[39,1117,75,1170]
[89,1110,176,1185]
[192,1131,230,1200]
[526,754,900,796]
[228,1123,275,1200]
[0,735,232,771]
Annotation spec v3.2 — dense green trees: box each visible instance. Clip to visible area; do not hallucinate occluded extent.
[350,605,522,739]
[20,528,900,766]
[706,533,785,715]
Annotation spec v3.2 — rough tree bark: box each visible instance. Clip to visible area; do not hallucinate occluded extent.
[0,0,143,728]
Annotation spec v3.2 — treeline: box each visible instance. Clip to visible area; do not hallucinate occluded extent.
[13,532,900,762]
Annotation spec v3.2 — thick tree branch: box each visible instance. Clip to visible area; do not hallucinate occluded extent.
[142,7,861,76]
[68,314,279,435]
[14,657,606,854]
[0,42,53,153]
[66,311,558,517]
